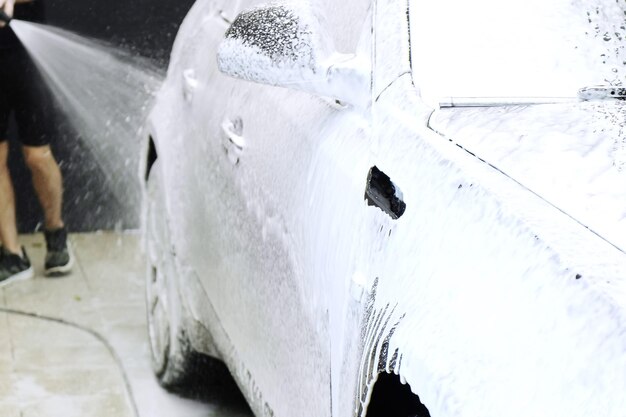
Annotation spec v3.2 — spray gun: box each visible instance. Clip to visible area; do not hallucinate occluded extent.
[0,10,11,26]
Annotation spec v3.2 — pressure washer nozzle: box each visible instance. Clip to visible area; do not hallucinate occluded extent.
[0,10,12,25]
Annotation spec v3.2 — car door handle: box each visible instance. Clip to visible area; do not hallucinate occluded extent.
[182,69,198,102]
[221,118,245,165]
[221,118,245,149]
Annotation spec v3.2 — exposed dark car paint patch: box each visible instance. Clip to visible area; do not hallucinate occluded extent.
[388,347,400,373]
[377,314,405,374]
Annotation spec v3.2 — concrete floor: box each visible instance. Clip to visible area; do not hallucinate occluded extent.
[0,232,252,417]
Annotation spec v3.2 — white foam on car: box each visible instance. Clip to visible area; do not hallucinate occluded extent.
[147,0,626,416]
[430,101,626,251]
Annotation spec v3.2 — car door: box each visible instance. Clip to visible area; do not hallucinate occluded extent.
[177,1,374,416]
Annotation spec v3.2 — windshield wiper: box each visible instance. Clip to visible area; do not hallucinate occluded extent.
[439,96,575,108]
[578,86,626,101]
[437,87,625,108]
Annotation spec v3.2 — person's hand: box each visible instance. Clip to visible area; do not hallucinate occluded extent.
[0,0,15,28]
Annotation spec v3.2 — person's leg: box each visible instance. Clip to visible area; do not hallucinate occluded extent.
[0,47,21,256]
[22,144,64,231]
[14,46,72,277]
[0,142,34,284]
[22,145,72,276]
[0,140,21,255]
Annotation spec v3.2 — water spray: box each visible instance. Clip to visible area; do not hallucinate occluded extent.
[9,21,163,224]
[0,10,11,25]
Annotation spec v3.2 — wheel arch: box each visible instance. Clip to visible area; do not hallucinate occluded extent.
[355,280,433,417]
[363,371,431,417]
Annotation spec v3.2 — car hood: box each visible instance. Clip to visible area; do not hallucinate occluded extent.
[429,101,626,251]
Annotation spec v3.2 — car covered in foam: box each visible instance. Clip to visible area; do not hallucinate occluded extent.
[142,0,626,416]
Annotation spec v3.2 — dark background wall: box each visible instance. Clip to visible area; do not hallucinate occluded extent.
[9,0,196,232]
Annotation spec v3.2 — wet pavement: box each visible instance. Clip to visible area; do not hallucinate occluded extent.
[0,232,252,417]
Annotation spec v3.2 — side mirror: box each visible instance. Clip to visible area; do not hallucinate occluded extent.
[217,2,369,106]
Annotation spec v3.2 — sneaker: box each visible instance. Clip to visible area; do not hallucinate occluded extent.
[0,247,34,287]
[44,227,74,277]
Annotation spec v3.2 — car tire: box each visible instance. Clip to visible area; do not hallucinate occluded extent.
[145,160,205,391]
[146,262,200,390]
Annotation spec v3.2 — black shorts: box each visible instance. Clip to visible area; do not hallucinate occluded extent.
[0,46,54,147]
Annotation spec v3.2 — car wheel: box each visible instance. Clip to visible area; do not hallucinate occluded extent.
[145,160,201,390]
[144,157,245,401]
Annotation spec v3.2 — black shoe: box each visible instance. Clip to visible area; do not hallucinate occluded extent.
[0,247,34,287]
[44,227,74,277]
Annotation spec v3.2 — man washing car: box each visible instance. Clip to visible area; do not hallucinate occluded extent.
[0,0,73,285]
